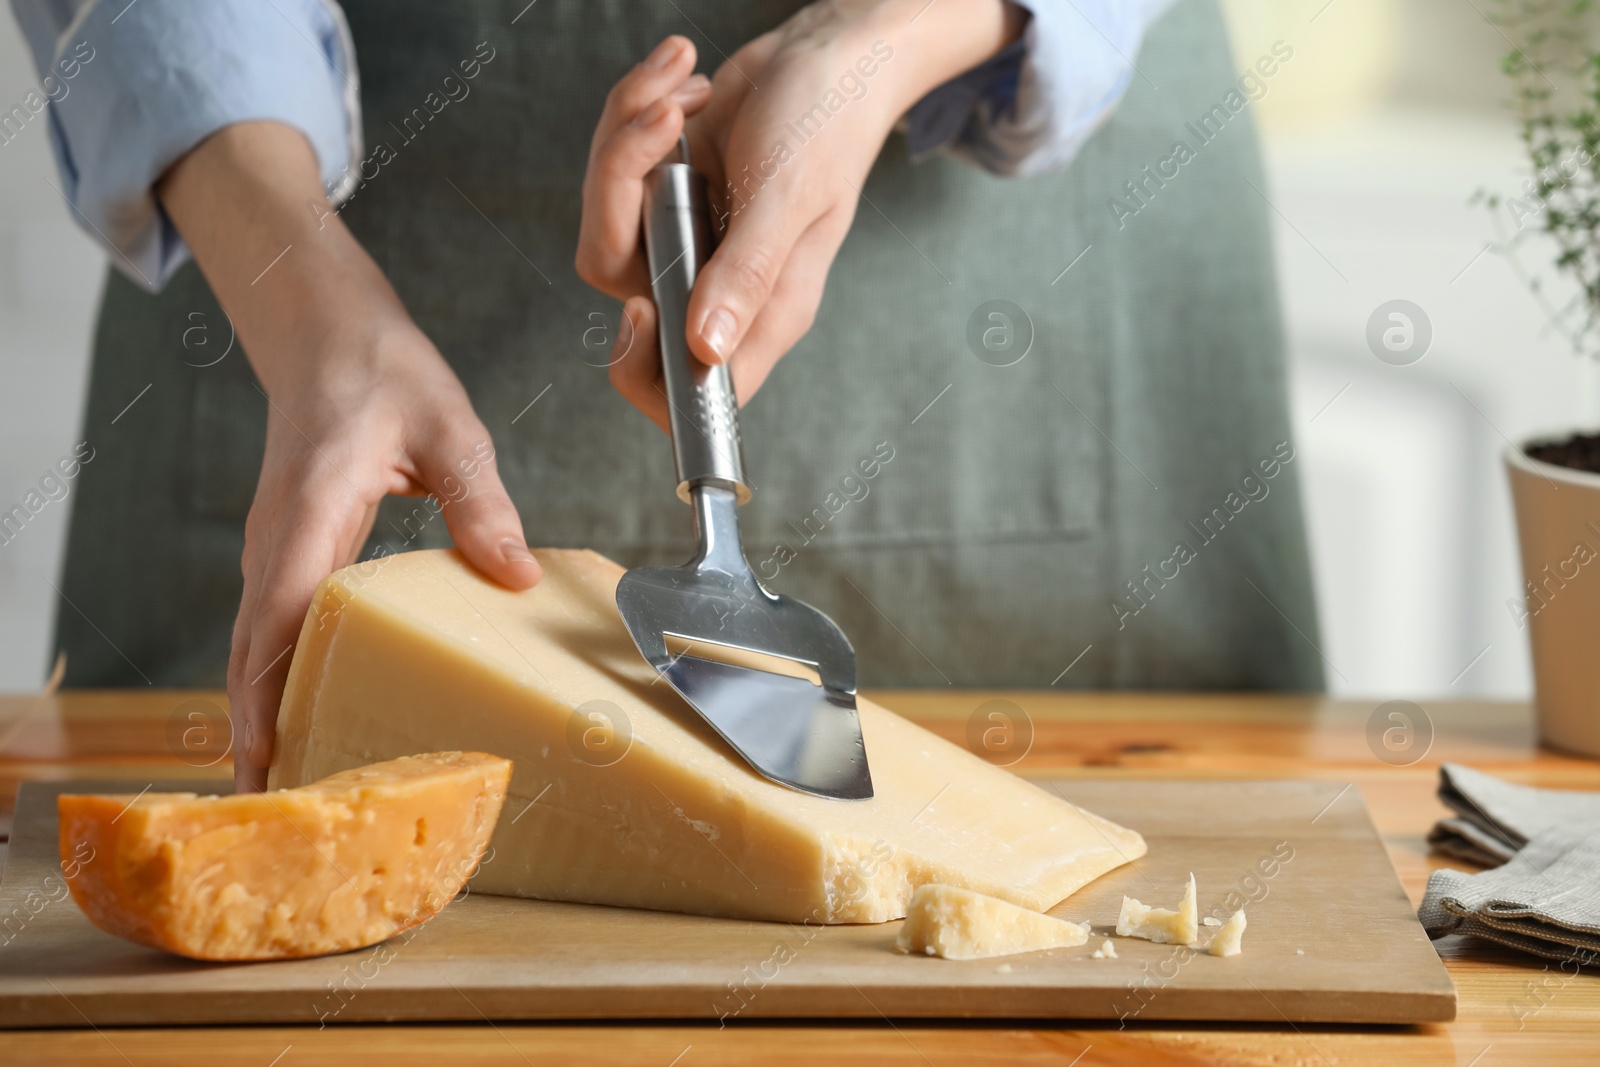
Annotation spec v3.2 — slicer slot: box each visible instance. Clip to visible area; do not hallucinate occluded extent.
[662,633,823,687]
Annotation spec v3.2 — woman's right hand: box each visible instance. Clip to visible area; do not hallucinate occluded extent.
[577,6,1021,428]
[158,121,541,793]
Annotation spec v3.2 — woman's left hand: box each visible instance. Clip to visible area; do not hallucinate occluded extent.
[577,0,1023,429]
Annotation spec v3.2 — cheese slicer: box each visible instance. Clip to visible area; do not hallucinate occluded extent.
[615,138,873,801]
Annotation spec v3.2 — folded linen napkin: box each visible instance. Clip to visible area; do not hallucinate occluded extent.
[1419,764,1600,964]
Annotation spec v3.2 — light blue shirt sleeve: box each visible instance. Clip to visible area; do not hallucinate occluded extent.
[9,0,361,291]
[905,0,1177,177]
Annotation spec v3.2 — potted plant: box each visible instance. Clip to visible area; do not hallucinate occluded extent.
[1492,2,1600,755]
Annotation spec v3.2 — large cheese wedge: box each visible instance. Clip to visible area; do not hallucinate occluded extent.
[270,549,1146,923]
[60,751,509,960]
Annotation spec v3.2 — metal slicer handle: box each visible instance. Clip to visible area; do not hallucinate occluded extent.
[640,138,750,506]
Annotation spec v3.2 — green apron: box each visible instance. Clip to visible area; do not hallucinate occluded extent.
[53,0,1322,691]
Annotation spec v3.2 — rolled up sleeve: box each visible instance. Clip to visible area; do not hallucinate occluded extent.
[8,0,362,290]
[904,0,1175,178]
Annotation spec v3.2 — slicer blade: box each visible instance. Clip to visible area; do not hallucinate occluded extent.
[614,489,873,800]
[657,654,872,801]
[617,143,872,800]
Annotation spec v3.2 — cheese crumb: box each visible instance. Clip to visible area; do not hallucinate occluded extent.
[1089,938,1118,960]
[1202,916,1222,927]
[1207,908,1247,957]
[1115,872,1199,946]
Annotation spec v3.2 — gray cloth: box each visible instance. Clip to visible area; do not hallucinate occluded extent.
[1428,763,1600,865]
[1420,763,1600,964]
[51,0,1323,692]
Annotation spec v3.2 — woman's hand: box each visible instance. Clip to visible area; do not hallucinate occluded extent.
[158,122,541,793]
[577,0,1023,428]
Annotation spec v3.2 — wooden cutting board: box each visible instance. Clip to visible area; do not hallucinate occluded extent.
[0,777,1454,1028]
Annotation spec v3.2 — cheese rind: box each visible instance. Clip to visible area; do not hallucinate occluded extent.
[1115,872,1199,946]
[1208,908,1247,957]
[60,752,509,960]
[270,549,1147,923]
[895,884,1090,960]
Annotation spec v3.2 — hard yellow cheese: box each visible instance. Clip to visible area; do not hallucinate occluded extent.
[1116,871,1199,946]
[1209,908,1247,957]
[60,751,509,960]
[270,549,1147,923]
[895,883,1090,960]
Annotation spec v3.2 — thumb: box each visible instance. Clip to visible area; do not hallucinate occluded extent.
[685,183,808,366]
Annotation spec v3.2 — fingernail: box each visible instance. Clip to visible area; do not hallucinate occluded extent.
[630,99,670,129]
[699,308,736,362]
[501,540,536,566]
[645,37,684,71]
[673,74,711,101]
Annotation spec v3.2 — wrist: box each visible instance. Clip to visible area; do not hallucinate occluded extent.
[158,121,413,398]
[850,0,1025,119]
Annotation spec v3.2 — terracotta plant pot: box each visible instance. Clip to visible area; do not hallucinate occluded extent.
[1506,442,1600,756]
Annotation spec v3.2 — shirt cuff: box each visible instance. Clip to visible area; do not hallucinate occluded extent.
[38,0,361,291]
[904,0,1174,178]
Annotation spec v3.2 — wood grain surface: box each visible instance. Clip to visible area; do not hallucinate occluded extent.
[0,689,1595,1065]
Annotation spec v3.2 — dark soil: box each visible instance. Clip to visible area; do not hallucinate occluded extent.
[1528,433,1600,474]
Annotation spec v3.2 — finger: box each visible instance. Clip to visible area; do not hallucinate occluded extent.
[232,483,360,789]
[577,100,692,298]
[670,74,714,113]
[229,508,270,791]
[582,73,713,275]
[577,74,713,299]
[575,36,702,298]
[591,36,699,146]
[608,295,670,432]
[724,207,852,402]
[417,427,542,591]
[685,167,815,366]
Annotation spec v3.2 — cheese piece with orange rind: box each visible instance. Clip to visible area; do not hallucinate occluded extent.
[59,751,508,960]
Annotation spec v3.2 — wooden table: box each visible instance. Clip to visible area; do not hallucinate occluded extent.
[2,689,1596,1065]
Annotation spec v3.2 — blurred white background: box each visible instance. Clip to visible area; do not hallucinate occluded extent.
[0,0,1589,698]
[0,5,101,690]
[1218,0,1600,700]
